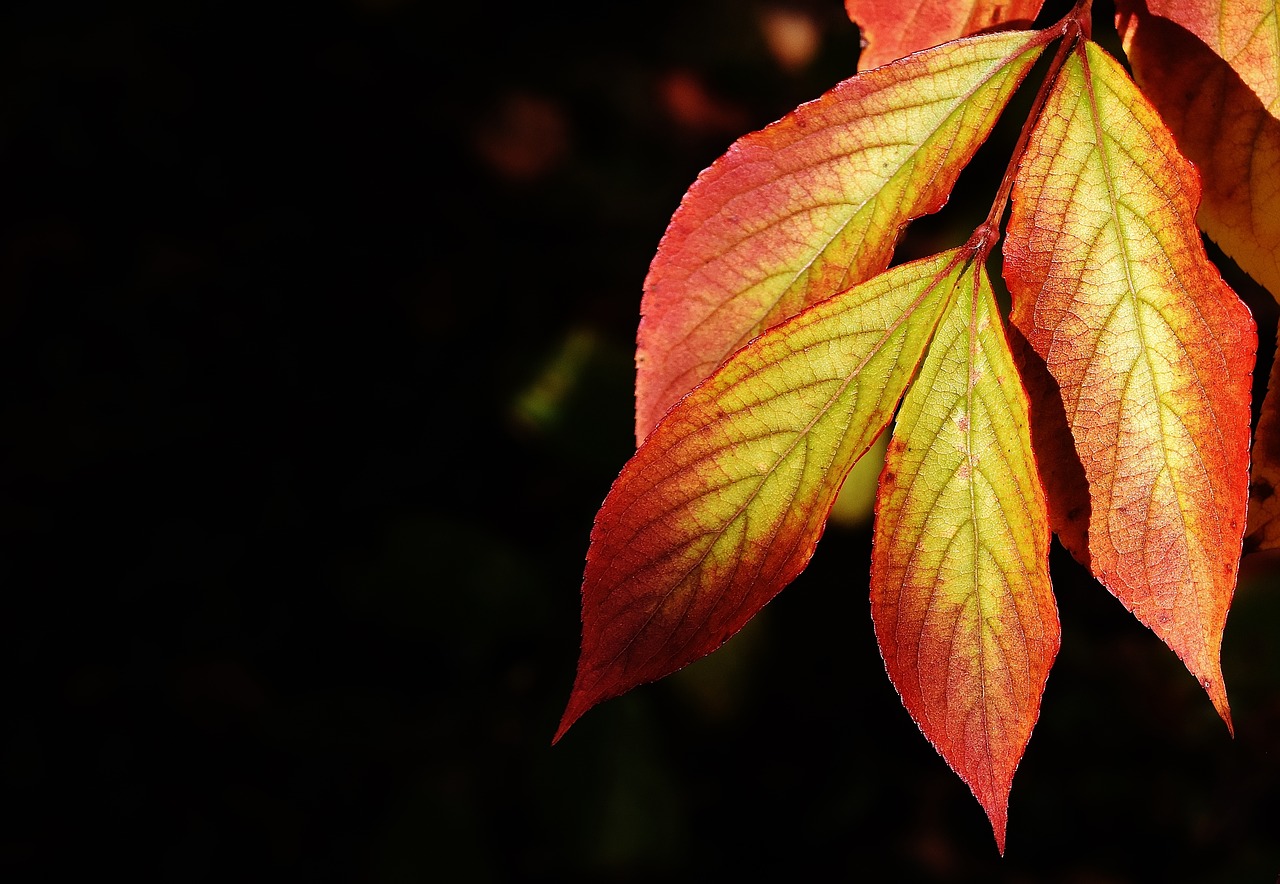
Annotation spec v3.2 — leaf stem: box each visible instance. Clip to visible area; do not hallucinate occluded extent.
[970,0,1093,264]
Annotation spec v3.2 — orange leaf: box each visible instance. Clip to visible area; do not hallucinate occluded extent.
[635,31,1045,442]
[557,251,969,742]
[846,0,1045,71]
[1004,41,1256,728]
[872,259,1057,853]
[1118,0,1280,113]
[1115,7,1280,301]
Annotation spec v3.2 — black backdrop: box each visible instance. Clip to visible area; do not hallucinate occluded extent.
[1,0,1278,880]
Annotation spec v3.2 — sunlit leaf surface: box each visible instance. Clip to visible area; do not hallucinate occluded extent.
[872,259,1057,854]
[558,252,969,741]
[635,31,1044,441]
[1004,41,1256,728]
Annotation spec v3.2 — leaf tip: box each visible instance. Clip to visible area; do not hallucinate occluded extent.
[550,665,609,747]
[974,778,1011,856]
[1183,651,1234,736]
[1205,676,1234,737]
[552,688,592,746]
[977,793,1008,859]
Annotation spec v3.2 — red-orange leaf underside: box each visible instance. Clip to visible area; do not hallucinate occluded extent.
[1115,3,1280,301]
[1246,354,1280,550]
[1129,0,1280,113]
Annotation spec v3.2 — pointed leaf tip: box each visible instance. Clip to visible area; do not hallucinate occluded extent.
[552,691,589,745]
[1209,679,1234,737]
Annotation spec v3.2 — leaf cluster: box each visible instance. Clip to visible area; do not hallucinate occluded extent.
[557,0,1280,852]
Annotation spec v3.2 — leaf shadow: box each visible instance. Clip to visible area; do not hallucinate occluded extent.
[1006,321,1092,571]
[1116,0,1280,295]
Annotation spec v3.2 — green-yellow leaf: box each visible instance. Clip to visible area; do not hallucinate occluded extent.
[557,251,969,741]
[871,258,1057,854]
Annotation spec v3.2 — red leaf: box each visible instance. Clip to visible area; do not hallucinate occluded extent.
[846,0,1046,71]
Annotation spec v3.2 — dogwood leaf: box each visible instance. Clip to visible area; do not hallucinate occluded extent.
[872,258,1057,854]
[1115,5,1280,559]
[634,31,1045,442]
[1004,41,1256,728]
[557,251,970,742]
[1115,4,1280,302]
[1121,0,1279,113]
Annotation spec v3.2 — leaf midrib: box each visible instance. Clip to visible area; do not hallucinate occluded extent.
[1079,44,1216,639]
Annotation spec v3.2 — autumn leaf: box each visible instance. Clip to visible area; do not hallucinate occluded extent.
[1004,40,1256,727]
[871,257,1057,854]
[1125,0,1280,113]
[1115,4,1280,302]
[556,251,971,742]
[1114,6,1280,556]
[559,0,1272,855]
[634,30,1046,442]
[846,0,1045,71]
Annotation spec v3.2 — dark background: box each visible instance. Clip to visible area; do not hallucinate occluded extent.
[1,0,1277,880]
